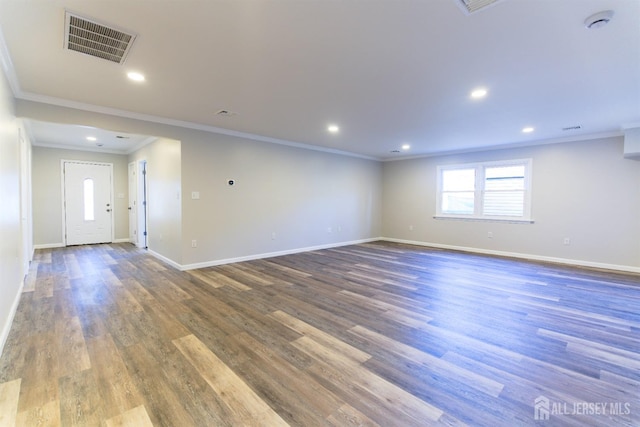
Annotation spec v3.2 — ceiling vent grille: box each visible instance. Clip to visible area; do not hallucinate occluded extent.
[456,0,504,14]
[64,11,136,64]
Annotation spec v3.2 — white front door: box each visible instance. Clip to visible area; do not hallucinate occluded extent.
[63,161,113,246]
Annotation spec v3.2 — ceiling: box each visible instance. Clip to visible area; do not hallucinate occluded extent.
[1,0,638,159]
[25,120,156,154]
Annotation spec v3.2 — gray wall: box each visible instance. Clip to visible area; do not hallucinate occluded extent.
[0,64,22,353]
[180,132,382,267]
[129,137,183,264]
[382,136,640,270]
[31,147,129,246]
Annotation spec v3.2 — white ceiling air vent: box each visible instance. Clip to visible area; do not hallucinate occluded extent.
[64,11,136,64]
[456,0,505,15]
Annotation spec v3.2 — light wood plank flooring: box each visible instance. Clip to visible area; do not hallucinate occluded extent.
[0,242,638,426]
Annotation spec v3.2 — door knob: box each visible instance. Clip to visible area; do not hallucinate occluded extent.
[106,209,112,212]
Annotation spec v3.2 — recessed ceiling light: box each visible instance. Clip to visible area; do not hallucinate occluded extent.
[86,136,97,141]
[470,88,487,99]
[127,71,145,82]
[328,125,339,133]
[401,144,411,150]
[522,127,535,133]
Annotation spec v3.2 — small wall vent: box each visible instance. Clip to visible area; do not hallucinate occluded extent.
[64,11,137,64]
[456,0,504,15]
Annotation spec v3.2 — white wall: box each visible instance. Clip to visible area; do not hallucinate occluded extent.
[382,136,640,271]
[180,133,381,267]
[31,147,129,247]
[0,64,23,355]
[129,137,182,264]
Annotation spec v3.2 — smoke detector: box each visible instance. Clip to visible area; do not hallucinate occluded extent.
[215,109,238,117]
[584,10,614,29]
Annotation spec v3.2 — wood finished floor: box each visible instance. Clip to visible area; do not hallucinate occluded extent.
[0,242,638,426]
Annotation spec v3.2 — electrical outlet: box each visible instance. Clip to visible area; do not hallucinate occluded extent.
[191,239,197,248]
[563,237,570,245]
[488,231,493,239]
[327,227,332,234]
[409,225,414,231]
[271,232,276,240]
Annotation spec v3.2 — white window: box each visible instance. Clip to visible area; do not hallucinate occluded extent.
[84,178,95,221]
[436,159,532,222]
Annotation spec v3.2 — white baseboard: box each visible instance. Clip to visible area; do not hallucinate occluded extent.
[33,243,64,250]
[381,237,640,274]
[0,279,24,358]
[147,249,183,271]
[180,238,379,271]
[35,239,131,249]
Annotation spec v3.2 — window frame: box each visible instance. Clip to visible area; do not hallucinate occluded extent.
[435,158,533,223]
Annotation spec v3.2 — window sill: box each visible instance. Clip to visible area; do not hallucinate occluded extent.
[433,215,534,224]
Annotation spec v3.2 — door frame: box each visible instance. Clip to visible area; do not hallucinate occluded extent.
[60,159,115,246]
[138,160,148,249]
[128,161,137,245]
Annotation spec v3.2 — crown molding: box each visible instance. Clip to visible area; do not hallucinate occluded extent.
[0,26,20,96]
[382,130,624,162]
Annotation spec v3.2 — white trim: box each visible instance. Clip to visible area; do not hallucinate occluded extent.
[433,215,534,224]
[146,249,183,270]
[34,240,128,248]
[382,130,623,162]
[381,237,640,274]
[0,279,24,358]
[33,243,65,250]
[0,27,20,96]
[137,160,148,249]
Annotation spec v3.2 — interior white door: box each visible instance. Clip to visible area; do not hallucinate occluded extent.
[64,161,113,245]
[128,162,138,245]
